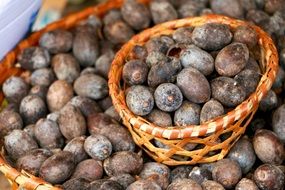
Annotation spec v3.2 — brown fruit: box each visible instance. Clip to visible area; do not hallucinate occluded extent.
[189,166,212,185]
[146,51,168,67]
[29,85,48,100]
[98,96,113,111]
[264,0,284,14]
[17,149,52,176]
[23,124,36,139]
[39,29,73,54]
[167,178,202,190]
[227,136,256,174]
[72,159,103,182]
[70,96,102,118]
[174,101,201,126]
[127,179,161,190]
[253,129,284,164]
[30,68,55,87]
[235,178,258,190]
[215,43,249,77]
[172,27,193,44]
[234,69,260,97]
[139,162,170,189]
[104,151,143,176]
[123,60,149,85]
[40,151,75,184]
[177,67,211,104]
[51,53,80,83]
[3,76,29,104]
[211,77,246,107]
[145,36,175,54]
[109,174,136,189]
[272,104,285,143]
[95,51,114,79]
[34,118,64,149]
[200,99,224,124]
[234,26,258,48]
[84,134,112,160]
[58,104,86,140]
[47,80,74,112]
[212,159,242,189]
[104,20,135,44]
[210,0,244,19]
[63,136,88,164]
[4,130,38,160]
[178,1,205,18]
[170,166,193,183]
[121,0,151,30]
[19,95,47,125]
[253,164,285,190]
[0,110,23,138]
[74,74,108,100]
[259,90,278,112]
[191,23,233,51]
[201,180,225,190]
[87,113,117,135]
[90,179,123,190]
[62,178,90,190]
[104,106,121,122]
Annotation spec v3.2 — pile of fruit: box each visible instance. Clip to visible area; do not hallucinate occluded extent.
[0,0,284,189]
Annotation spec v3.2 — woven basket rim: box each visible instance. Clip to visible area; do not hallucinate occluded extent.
[109,14,279,139]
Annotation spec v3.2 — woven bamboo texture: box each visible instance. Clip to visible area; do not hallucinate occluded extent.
[109,14,279,166]
[0,0,150,189]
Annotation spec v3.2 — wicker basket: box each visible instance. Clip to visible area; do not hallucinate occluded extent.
[109,14,279,166]
[0,0,150,189]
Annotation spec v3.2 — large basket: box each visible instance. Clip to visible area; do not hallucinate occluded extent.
[0,0,150,189]
[109,15,279,166]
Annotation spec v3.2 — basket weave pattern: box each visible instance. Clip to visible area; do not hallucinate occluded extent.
[0,0,150,189]
[109,15,279,165]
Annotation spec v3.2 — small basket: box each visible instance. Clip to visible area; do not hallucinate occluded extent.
[0,0,150,189]
[109,14,279,166]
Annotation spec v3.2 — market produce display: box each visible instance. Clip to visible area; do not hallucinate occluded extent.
[0,0,284,190]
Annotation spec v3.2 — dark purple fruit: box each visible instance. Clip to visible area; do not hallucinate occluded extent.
[139,162,170,189]
[180,45,214,76]
[104,20,134,44]
[212,159,242,189]
[58,104,86,140]
[84,134,112,160]
[19,95,47,125]
[95,51,114,79]
[189,166,212,185]
[227,136,256,174]
[63,136,88,164]
[236,178,258,190]
[104,106,121,122]
[74,74,108,100]
[72,159,103,182]
[177,67,211,104]
[34,118,64,149]
[51,53,80,83]
[145,36,175,54]
[215,42,249,77]
[167,178,202,190]
[170,166,193,183]
[146,109,172,127]
[192,23,233,51]
[253,129,284,164]
[18,47,50,70]
[0,110,23,138]
[150,1,178,24]
[104,151,143,176]
[62,178,90,190]
[234,26,258,48]
[259,90,278,112]
[148,57,182,87]
[4,130,38,160]
[172,27,193,44]
[127,179,161,190]
[3,76,29,104]
[121,0,151,30]
[174,101,201,126]
[211,77,246,107]
[90,179,123,190]
[154,83,183,112]
[126,85,154,116]
[201,180,225,190]
[17,149,52,176]
[98,96,113,111]
[200,99,224,124]
[253,164,285,190]
[146,51,168,67]
[40,151,75,184]
[47,80,74,112]
[178,1,205,18]
[123,60,149,85]
[39,29,73,54]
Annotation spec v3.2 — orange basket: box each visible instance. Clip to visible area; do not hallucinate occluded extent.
[109,14,279,166]
[0,0,150,189]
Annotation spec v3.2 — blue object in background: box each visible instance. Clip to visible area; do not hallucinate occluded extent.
[0,0,42,61]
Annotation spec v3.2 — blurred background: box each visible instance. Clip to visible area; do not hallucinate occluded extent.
[0,0,104,188]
